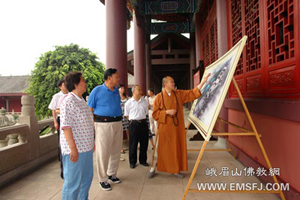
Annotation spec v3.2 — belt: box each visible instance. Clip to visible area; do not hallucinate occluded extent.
[94,115,122,123]
[130,119,146,123]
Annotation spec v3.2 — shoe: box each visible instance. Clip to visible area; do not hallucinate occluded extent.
[120,150,125,154]
[130,164,136,169]
[99,181,111,191]
[108,175,121,184]
[148,168,156,179]
[120,157,125,161]
[140,162,150,167]
[173,173,184,179]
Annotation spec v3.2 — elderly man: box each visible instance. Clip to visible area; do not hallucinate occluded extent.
[125,85,149,169]
[88,68,123,191]
[151,74,210,178]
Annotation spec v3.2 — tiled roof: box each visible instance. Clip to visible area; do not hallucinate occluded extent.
[0,76,30,94]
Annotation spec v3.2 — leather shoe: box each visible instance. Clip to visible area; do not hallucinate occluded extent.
[140,163,150,167]
[130,164,136,169]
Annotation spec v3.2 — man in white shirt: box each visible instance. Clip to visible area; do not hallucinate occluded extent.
[48,80,68,130]
[125,85,149,169]
[48,79,68,179]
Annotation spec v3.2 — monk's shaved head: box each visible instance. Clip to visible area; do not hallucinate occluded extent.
[162,76,173,87]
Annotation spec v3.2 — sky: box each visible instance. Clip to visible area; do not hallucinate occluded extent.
[0,0,135,76]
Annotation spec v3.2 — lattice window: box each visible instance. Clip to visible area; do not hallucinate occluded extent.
[245,0,261,72]
[267,0,294,64]
[231,0,243,75]
[205,35,210,66]
[210,23,216,62]
[199,1,218,68]
[199,0,216,28]
[202,40,205,65]
[228,0,299,98]
[231,0,243,45]
[215,19,218,60]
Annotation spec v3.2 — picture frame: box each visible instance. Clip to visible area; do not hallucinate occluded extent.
[188,36,247,141]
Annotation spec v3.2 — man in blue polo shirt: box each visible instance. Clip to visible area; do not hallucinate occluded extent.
[88,68,123,191]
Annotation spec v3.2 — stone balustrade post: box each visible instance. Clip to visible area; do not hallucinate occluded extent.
[19,95,39,160]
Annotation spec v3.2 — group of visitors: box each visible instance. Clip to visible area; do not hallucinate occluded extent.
[49,68,210,199]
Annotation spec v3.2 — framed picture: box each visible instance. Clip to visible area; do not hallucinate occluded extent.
[188,36,247,141]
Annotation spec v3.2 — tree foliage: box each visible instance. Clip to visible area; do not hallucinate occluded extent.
[27,44,105,118]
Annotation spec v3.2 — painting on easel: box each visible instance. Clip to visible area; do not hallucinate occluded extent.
[189,36,247,141]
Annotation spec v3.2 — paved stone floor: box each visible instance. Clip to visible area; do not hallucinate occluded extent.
[0,109,279,200]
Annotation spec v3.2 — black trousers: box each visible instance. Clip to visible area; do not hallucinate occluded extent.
[57,117,63,179]
[129,120,149,165]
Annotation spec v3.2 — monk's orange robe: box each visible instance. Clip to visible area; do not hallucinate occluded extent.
[152,88,201,173]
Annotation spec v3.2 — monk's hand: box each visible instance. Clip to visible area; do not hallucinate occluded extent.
[197,73,211,90]
[203,73,211,83]
[166,109,177,116]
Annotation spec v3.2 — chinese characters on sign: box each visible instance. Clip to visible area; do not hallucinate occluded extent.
[205,167,280,177]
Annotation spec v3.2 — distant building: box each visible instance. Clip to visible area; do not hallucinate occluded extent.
[0,76,30,112]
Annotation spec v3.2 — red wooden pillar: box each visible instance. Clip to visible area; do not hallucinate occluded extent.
[190,32,196,89]
[195,12,201,66]
[146,33,151,91]
[134,14,146,94]
[106,1,127,90]
[217,0,228,56]
[5,97,9,112]
[217,0,228,130]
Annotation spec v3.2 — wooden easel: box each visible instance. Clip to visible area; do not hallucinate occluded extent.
[183,78,286,200]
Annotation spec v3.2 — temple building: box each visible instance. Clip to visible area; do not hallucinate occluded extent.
[0,1,299,199]
[0,76,30,113]
[101,0,300,199]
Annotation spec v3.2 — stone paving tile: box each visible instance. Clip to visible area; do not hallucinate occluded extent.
[0,109,280,200]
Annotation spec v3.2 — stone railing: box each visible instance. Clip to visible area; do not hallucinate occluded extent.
[0,95,58,188]
[38,119,58,156]
[7,112,21,115]
[38,119,55,136]
[0,124,29,148]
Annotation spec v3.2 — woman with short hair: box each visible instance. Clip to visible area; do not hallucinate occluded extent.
[118,84,130,142]
[118,84,129,161]
[60,71,94,200]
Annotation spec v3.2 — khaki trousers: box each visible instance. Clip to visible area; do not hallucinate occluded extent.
[95,121,123,182]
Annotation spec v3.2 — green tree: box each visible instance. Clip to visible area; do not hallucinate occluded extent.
[26,44,105,118]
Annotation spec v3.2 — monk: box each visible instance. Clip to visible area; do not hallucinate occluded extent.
[151,74,210,178]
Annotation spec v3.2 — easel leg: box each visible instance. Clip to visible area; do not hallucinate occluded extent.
[255,134,286,200]
[217,118,237,159]
[183,140,208,200]
[226,136,237,159]
[233,79,286,200]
